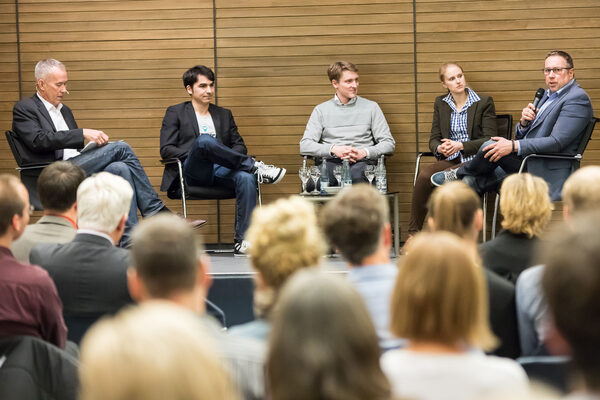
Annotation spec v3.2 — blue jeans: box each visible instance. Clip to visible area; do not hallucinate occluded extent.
[183,135,257,241]
[70,141,165,246]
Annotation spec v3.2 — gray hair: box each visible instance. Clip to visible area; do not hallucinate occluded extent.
[77,172,133,233]
[35,58,66,80]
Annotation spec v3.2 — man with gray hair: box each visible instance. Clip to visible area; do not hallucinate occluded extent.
[127,214,266,400]
[12,58,205,247]
[30,172,134,342]
[321,184,403,351]
[516,165,600,356]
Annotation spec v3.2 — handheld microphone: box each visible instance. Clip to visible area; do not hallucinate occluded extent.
[532,88,545,109]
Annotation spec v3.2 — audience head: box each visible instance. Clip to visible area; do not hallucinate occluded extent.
[500,173,551,238]
[541,213,600,391]
[0,174,30,241]
[77,172,133,235]
[562,166,600,219]
[321,184,390,265]
[183,65,215,89]
[247,196,325,317]
[428,181,482,242]
[38,161,86,213]
[129,214,208,307]
[268,269,391,400]
[327,61,358,82]
[392,232,496,351]
[79,302,238,400]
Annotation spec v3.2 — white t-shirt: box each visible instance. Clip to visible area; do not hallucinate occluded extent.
[195,112,216,138]
[381,349,529,400]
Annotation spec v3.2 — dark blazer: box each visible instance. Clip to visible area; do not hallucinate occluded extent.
[486,269,520,359]
[159,101,247,191]
[12,95,84,164]
[30,233,133,318]
[479,230,539,284]
[429,93,497,157]
[515,81,593,200]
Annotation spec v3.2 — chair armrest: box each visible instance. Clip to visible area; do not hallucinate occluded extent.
[518,153,581,173]
[160,158,183,166]
[414,152,436,186]
[16,163,51,171]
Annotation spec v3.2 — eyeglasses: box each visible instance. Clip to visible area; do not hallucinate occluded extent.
[541,67,572,75]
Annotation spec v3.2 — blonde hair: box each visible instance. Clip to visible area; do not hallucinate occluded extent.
[248,196,324,289]
[79,302,238,400]
[328,61,358,82]
[428,181,481,239]
[268,270,391,400]
[562,166,600,215]
[391,232,497,351]
[247,196,325,316]
[439,62,464,83]
[500,173,551,237]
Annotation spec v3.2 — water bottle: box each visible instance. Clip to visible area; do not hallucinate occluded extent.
[342,159,352,187]
[376,155,387,194]
[320,159,329,193]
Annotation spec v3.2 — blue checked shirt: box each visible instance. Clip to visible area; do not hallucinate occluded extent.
[442,88,481,162]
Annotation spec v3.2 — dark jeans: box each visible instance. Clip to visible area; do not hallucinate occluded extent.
[183,135,257,242]
[71,141,165,246]
[457,139,523,193]
[409,158,462,234]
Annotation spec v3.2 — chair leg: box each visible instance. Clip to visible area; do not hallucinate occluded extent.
[492,194,500,240]
[482,192,487,242]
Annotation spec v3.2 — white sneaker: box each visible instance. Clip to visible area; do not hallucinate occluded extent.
[234,240,250,256]
[254,161,286,184]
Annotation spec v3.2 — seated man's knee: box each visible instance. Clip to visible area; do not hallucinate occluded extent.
[104,161,129,177]
[195,134,216,149]
[479,139,496,151]
[235,171,257,189]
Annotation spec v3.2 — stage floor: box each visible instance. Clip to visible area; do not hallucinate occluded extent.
[207,252,399,275]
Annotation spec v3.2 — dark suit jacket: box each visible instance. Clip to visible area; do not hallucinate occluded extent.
[30,233,133,318]
[12,95,84,164]
[159,102,247,191]
[479,230,539,284]
[486,269,520,359]
[429,93,497,157]
[515,80,593,200]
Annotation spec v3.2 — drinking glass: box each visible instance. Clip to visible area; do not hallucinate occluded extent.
[365,165,376,185]
[299,167,310,195]
[333,165,342,186]
[309,166,321,194]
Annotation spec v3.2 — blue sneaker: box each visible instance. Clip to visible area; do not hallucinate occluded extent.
[431,168,459,187]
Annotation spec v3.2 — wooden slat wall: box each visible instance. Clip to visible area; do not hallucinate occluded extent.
[2,0,599,242]
[415,0,600,236]
[0,0,19,175]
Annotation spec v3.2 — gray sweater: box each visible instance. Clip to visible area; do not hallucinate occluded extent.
[300,95,395,159]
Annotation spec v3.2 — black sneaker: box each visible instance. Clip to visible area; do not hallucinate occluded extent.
[254,161,286,184]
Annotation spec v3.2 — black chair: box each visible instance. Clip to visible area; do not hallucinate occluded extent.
[413,114,513,241]
[5,130,51,210]
[161,158,262,251]
[64,315,100,346]
[518,356,571,393]
[490,116,598,235]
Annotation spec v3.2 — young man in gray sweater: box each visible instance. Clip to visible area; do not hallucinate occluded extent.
[299,61,395,184]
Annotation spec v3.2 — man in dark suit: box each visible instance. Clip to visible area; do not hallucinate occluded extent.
[30,172,134,339]
[11,59,205,247]
[432,50,594,200]
[160,65,286,255]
